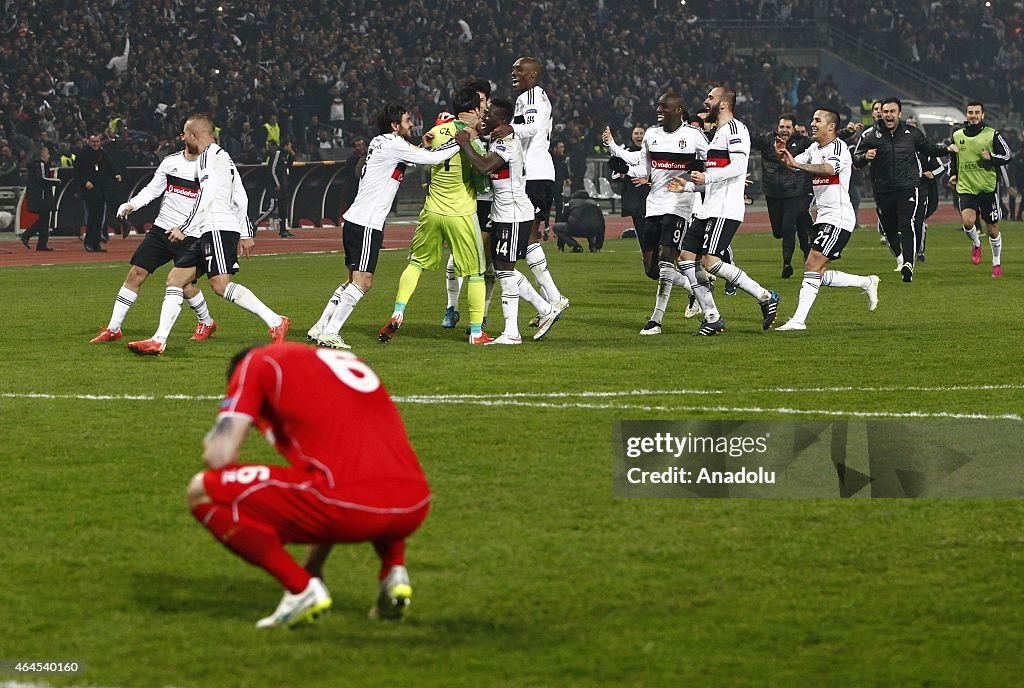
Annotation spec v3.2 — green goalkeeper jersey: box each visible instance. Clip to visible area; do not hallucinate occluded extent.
[422,121,477,216]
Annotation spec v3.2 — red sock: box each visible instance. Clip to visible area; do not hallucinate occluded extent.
[373,539,406,580]
[192,503,311,594]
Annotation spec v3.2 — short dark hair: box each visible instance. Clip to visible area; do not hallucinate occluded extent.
[872,99,883,108]
[489,97,514,125]
[453,87,481,115]
[882,98,902,111]
[779,114,797,126]
[719,87,737,110]
[227,346,257,381]
[377,103,407,135]
[966,101,985,111]
[687,113,703,127]
[463,78,491,98]
[819,109,841,129]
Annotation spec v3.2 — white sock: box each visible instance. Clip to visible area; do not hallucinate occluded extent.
[792,272,821,324]
[822,270,871,289]
[964,226,981,247]
[107,286,137,331]
[679,260,719,322]
[223,282,281,328]
[526,243,562,304]
[651,261,675,323]
[445,254,463,309]
[712,261,770,301]
[497,270,521,338]
[153,286,184,343]
[990,233,1002,265]
[514,269,551,315]
[314,285,347,331]
[185,291,214,326]
[672,265,694,293]
[324,282,365,335]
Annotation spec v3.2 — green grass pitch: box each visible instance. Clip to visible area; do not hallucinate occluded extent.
[1,225,1022,688]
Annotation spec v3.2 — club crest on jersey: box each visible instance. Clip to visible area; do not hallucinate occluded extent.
[874,130,882,138]
[678,140,687,150]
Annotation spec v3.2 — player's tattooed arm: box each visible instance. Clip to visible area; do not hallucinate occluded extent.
[203,415,252,470]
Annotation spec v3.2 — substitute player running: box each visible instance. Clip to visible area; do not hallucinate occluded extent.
[307,103,460,349]
[774,109,880,330]
[672,85,779,335]
[90,138,217,344]
[187,343,431,627]
[454,98,566,344]
[379,88,491,344]
[948,101,1013,277]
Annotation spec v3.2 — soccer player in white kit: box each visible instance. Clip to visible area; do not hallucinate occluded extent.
[90,144,217,344]
[453,98,566,344]
[307,103,460,349]
[774,109,880,330]
[672,86,779,336]
[509,57,568,319]
[127,114,288,355]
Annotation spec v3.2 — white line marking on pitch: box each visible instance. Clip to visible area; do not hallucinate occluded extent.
[2,389,1019,421]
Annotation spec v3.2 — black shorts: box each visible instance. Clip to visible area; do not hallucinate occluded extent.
[525,180,555,224]
[810,223,851,260]
[342,221,383,273]
[640,214,687,253]
[175,231,241,278]
[682,217,742,258]
[957,192,1000,224]
[130,226,197,273]
[490,221,532,263]
[477,199,493,232]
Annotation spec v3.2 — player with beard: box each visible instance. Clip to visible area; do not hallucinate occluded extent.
[671,86,779,336]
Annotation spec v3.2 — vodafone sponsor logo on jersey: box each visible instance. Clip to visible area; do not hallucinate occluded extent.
[812,175,839,186]
[167,182,199,198]
[650,159,689,170]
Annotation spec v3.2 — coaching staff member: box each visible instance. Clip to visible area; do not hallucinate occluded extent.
[852,98,953,282]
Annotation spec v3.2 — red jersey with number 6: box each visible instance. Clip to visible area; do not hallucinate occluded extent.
[218,343,429,508]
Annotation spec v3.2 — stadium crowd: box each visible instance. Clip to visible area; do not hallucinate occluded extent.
[1,0,1021,186]
[2,0,837,182]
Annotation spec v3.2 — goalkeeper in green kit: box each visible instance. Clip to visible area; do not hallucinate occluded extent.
[380,88,493,344]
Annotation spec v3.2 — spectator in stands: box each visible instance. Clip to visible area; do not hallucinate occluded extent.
[0,143,19,184]
[554,190,606,253]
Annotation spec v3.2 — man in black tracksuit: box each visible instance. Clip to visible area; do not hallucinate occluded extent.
[750,114,814,278]
[853,98,952,282]
[554,190,606,252]
[266,140,296,238]
[21,146,61,251]
[74,134,122,252]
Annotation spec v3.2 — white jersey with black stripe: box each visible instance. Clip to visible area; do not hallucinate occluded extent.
[696,118,750,222]
[512,86,555,181]
[127,152,202,237]
[343,133,460,230]
[487,134,534,223]
[795,138,856,231]
[179,143,247,236]
[630,124,708,220]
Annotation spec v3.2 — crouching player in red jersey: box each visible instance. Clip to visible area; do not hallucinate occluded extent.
[186,342,431,628]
